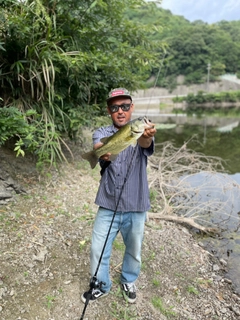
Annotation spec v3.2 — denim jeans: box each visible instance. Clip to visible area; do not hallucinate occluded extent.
[90,207,146,293]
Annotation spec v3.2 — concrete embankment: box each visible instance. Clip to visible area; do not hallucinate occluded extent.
[132,77,240,114]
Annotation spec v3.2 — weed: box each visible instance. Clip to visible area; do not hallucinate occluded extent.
[196,278,213,287]
[0,210,7,222]
[187,285,199,295]
[109,301,137,319]
[148,251,156,260]
[144,250,156,264]
[151,296,176,318]
[12,211,21,220]
[56,208,70,216]
[175,273,185,280]
[152,278,160,287]
[22,194,32,200]
[145,222,162,230]
[77,213,94,224]
[82,203,90,212]
[149,188,158,203]
[113,286,123,298]
[46,294,56,309]
[141,261,146,271]
[113,239,125,252]
[149,188,162,212]
[45,172,52,179]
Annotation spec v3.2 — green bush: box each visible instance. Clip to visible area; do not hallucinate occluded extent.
[0,107,35,147]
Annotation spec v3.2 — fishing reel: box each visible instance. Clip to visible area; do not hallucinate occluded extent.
[90,275,106,290]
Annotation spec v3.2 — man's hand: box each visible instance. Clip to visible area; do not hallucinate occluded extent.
[100,152,111,161]
[141,126,157,139]
[138,125,157,148]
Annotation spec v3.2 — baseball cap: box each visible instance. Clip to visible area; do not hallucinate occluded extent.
[107,88,132,104]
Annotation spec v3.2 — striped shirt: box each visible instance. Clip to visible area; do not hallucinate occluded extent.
[92,123,154,212]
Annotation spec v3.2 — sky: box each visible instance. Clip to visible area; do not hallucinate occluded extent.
[161,0,240,24]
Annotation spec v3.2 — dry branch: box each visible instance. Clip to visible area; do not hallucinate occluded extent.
[148,141,240,233]
[148,212,219,234]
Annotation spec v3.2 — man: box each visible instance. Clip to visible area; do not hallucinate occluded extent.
[81,88,156,304]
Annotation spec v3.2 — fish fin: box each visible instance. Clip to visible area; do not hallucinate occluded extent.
[81,150,99,169]
[100,136,110,144]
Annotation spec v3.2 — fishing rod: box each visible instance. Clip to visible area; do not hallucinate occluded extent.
[79,145,139,320]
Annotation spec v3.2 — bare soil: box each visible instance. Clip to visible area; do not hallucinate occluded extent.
[0,142,240,320]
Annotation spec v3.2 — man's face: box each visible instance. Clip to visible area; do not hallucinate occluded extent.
[107,97,134,128]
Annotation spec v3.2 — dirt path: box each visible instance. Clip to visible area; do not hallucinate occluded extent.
[0,145,240,320]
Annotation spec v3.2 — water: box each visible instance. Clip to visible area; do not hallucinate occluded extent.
[153,113,240,293]
[154,114,240,174]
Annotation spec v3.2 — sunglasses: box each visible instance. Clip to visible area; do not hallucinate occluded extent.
[108,103,131,113]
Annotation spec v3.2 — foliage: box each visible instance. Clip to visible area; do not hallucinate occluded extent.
[0,0,164,166]
[0,106,67,166]
[173,90,240,110]
[2,1,240,166]
[127,6,240,85]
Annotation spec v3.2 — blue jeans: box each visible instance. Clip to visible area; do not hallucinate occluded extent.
[90,207,146,293]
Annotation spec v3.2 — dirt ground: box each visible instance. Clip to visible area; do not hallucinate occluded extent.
[0,142,240,320]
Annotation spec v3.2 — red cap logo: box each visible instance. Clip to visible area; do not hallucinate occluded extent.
[111,90,125,97]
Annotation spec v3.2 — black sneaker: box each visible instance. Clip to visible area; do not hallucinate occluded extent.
[121,283,137,303]
[81,288,108,304]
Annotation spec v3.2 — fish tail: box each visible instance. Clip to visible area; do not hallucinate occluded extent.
[81,151,99,169]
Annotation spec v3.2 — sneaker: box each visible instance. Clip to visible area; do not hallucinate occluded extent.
[121,283,137,303]
[81,288,108,304]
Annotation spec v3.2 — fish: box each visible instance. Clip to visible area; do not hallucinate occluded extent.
[81,116,154,169]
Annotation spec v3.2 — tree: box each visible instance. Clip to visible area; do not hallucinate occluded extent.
[0,0,164,165]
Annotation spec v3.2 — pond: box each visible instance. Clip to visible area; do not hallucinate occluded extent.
[153,111,240,294]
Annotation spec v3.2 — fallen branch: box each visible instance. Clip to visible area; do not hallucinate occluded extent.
[148,212,219,234]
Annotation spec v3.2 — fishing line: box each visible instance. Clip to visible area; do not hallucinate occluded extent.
[80,143,139,320]
[145,51,167,117]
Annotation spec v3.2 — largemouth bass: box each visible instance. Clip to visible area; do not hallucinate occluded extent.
[81,117,154,169]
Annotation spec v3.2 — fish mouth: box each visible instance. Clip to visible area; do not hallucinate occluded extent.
[131,117,155,134]
[142,116,155,128]
[132,129,143,134]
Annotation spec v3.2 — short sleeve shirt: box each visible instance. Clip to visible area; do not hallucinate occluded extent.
[92,123,154,212]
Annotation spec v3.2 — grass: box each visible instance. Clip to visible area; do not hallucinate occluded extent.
[109,301,137,320]
[196,278,213,287]
[175,272,185,280]
[187,285,199,295]
[152,278,160,287]
[46,294,56,309]
[151,296,176,318]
